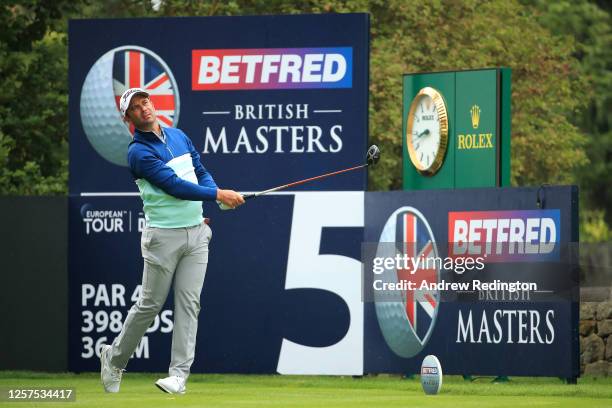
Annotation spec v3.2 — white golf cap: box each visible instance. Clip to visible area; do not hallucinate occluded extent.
[119,88,149,117]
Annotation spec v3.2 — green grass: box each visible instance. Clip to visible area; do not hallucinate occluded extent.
[1,371,611,408]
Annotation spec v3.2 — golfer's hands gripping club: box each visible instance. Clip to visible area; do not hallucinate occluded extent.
[216,189,245,210]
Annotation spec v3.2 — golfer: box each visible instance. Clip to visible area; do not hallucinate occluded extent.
[100,87,244,394]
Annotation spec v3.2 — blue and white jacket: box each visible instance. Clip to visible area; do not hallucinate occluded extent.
[127,126,218,228]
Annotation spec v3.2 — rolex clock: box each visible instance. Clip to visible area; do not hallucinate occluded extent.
[406,87,449,176]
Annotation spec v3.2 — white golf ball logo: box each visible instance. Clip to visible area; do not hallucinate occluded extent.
[79,46,180,166]
[374,207,440,358]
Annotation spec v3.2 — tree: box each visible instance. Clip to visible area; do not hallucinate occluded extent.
[0,1,82,194]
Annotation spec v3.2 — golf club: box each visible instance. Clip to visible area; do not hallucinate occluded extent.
[218,144,380,210]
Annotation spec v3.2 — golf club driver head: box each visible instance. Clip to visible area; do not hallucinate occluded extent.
[366,144,381,166]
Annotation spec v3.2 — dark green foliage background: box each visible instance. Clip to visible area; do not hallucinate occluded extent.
[1,0,609,240]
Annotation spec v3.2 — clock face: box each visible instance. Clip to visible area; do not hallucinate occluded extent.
[406,87,448,176]
[410,95,440,169]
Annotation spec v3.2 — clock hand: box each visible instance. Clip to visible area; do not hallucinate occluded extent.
[415,129,430,138]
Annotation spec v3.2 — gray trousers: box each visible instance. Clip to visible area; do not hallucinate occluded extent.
[110,221,211,379]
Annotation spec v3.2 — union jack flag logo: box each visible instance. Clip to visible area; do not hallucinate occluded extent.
[374,206,440,358]
[112,49,179,132]
[395,210,439,342]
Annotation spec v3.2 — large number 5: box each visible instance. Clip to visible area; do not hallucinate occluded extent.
[277,192,364,375]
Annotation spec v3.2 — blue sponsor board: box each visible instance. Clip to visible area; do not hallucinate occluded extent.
[69,194,364,373]
[69,14,369,194]
[364,186,579,378]
[68,14,369,374]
